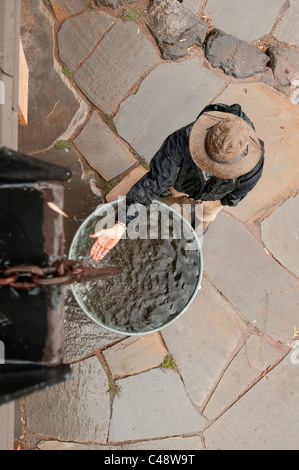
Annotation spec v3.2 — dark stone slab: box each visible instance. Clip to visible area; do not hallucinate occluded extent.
[74,20,160,114]
[19,0,80,155]
[204,29,269,78]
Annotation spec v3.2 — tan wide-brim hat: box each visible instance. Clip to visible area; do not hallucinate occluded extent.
[189,111,262,179]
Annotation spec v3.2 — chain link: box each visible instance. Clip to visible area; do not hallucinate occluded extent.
[0,260,121,289]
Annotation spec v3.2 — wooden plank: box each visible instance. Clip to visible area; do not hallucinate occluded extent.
[18,40,28,125]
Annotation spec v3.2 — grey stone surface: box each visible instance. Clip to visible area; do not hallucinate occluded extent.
[261,194,299,279]
[146,0,207,59]
[204,29,269,78]
[203,334,284,419]
[58,10,116,70]
[95,0,143,8]
[63,287,123,363]
[75,111,136,180]
[26,356,111,443]
[74,20,160,114]
[267,46,299,86]
[273,0,299,47]
[204,353,299,450]
[183,0,200,14]
[109,368,205,442]
[161,278,245,407]
[50,0,87,21]
[19,0,81,155]
[114,57,225,162]
[37,435,203,450]
[204,0,286,42]
[202,213,299,345]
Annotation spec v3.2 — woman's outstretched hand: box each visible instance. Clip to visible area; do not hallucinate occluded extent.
[89,222,126,261]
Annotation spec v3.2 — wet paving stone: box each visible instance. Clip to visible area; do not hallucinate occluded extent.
[74,111,136,180]
[109,368,205,441]
[204,353,299,450]
[261,194,299,279]
[74,20,160,114]
[58,10,116,70]
[203,334,284,420]
[161,278,246,407]
[103,333,168,379]
[19,0,82,155]
[26,356,110,443]
[204,0,286,42]
[114,57,225,162]
[202,213,299,346]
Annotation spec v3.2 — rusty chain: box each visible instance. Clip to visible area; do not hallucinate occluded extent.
[0,260,122,290]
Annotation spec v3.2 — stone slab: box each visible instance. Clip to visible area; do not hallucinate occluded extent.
[204,353,299,450]
[106,166,148,202]
[161,278,245,407]
[26,356,110,443]
[183,0,201,14]
[261,194,299,279]
[204,334,284,420]
[204,0,285,42]
[114,57,225,162]
[103,333,168,379]
[109,368,205,442]
[214,83,299,223]
[273,0,299,47]
[50,0,87,21]
[37,435,203,450]
[63,287,123,363]
[19,0,81,155]
[202,213,299,345]
[75,111,136,180]
[74,20,160,114]
[58,10,116,70]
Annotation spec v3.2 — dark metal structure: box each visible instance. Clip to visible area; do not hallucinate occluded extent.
[0,146,73,405]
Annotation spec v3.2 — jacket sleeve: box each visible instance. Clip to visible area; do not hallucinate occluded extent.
[117,130,184,226]
[221,142,265,207]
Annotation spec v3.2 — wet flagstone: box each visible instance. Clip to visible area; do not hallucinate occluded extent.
[261,195,299,279]
[203,334,284,420]
[161,278,246,407]
[215,83,299,224]
[25,356,110,443]
[114,57,225,163]
[204,0,286,42]
[37,435,203,450]
[202,213,299,345]
[49,0,87,22]
[74,111,136,180]
[58,10,116,70]
[19,0,83,155]
[109,368,205,441]
[74,20,160,114]
[204,353,299,450]
[103,333,168,379]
